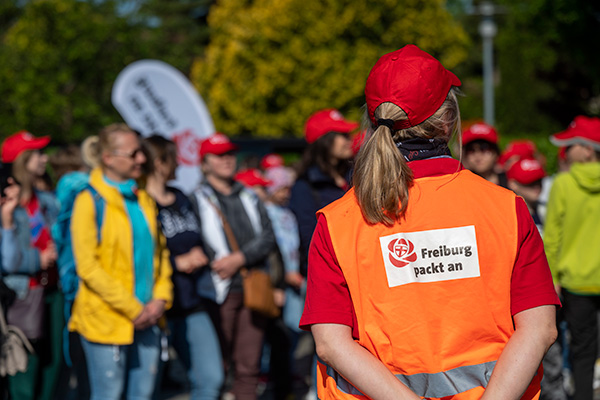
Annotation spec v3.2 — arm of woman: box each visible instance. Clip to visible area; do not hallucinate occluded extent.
[6,208,41,275]
[481,305,557,399]
[312,323,420,400]
[71,191,144,320]
[0,185,22,272]
[239,199,277,266]
[0,226,21,273]
[151,229,173,310]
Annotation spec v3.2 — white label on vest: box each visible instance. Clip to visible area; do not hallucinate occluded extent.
[379,225,480,287]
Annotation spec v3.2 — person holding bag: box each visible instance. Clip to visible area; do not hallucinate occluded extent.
[0,131,61,400]
[0,172,31,389]
[190,133,276,400]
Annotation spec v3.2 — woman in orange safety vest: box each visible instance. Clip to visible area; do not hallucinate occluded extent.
[299,45,560,400]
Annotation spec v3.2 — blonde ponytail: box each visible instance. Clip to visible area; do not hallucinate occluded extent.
[353,103,413,226]
[353,88,461,226]
[81,135,100,169]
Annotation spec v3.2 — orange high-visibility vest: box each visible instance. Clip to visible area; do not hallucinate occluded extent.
[317,169,541,400]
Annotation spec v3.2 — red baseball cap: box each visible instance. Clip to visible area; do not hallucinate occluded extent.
[199,133,239,159]
[260,153,284,170]
[506,158,546,185]
[235,168,272,187]
[550,116,600,149]
[462,123,499,146]
[365,44,461,130]
[304,109,358,144]
[1,130,51,163]
[499,140,537,167]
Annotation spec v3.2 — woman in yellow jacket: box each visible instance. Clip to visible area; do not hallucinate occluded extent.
[69,124,172,400]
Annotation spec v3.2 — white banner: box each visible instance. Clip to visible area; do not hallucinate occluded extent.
[112,60,215,193]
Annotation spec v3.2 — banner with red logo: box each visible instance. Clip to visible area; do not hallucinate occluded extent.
[112,60,215,193]
[379,225,480,287]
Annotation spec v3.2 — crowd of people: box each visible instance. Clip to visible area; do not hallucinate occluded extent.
[0,44,599,400]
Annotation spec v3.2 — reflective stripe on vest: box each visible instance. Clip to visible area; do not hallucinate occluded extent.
[318,357,496,398]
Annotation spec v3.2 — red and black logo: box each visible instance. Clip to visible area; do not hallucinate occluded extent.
[388,238,417,268]
[173,129,202,166]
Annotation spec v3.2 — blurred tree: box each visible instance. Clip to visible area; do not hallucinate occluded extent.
[0,0,214,143]
[0,1,22,36]
[449,0,600,138]
[135,0,213,72]
[191,0,469,138]
[495,0,600,135]
[0,0,150,142]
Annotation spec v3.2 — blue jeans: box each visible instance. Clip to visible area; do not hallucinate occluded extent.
[170,311,224,400]
[81,327,161,400]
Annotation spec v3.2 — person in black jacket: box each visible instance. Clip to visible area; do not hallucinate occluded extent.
[287,109,357,399]
[143,135,223,400]
[289,109,358,277]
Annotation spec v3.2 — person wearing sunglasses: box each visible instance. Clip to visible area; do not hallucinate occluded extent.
[68,123,172,400]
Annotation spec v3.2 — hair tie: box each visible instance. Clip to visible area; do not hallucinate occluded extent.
[377,119,396,131]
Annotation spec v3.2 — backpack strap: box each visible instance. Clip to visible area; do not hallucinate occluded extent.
[85,184,105,242]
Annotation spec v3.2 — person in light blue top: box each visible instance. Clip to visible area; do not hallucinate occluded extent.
[0,178,21,275]
[263,166,313,399]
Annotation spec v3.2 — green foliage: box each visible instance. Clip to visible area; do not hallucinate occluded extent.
[191,0,469,138]
[494,0,600,136]
[0,0,213,144]
[0,0,147,142]
[135,0,212,73]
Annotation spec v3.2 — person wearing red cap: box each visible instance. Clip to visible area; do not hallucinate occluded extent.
[260,153,285,171]
[235,168,272,202]
[462,122,508,187]
[289,108,357,277]
[506,158,546,232]
[0,130,62,400]
[191,133,277,400]
[287,109,357,395]
[499,140,538,171]
[263,166,308,400]
[543,116,600,400]
[300,44,559,400]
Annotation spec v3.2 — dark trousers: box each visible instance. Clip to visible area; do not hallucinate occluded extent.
[562,289,600,400]
[219,292,267,400]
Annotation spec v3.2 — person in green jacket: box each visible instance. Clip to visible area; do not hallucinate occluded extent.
[544,115,600,400]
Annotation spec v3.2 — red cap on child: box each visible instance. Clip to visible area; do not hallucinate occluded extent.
[1,131,50,163]
[506,158,546,185]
